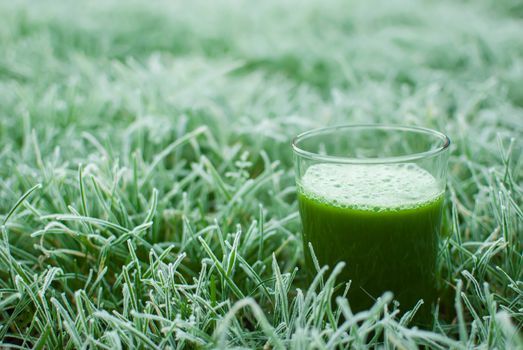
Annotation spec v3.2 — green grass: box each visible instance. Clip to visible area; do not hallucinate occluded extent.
[0,0,522,348]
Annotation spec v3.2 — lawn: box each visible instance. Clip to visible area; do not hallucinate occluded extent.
[0,0,522,348]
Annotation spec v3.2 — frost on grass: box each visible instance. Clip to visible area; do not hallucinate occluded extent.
[0,0,522,348]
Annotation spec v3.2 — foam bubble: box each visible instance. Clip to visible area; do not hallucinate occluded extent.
[299,163,443,211]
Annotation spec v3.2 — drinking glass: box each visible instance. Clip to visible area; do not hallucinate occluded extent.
[292,124,450,324]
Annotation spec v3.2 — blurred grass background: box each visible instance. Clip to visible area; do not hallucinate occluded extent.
[0,0,522,348]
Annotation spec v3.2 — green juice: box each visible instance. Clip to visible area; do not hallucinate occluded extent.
[298,163,444,324]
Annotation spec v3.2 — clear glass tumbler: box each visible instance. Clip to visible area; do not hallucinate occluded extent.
[292,124,450,325]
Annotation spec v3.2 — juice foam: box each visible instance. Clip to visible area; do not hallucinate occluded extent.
[299,163,443,211]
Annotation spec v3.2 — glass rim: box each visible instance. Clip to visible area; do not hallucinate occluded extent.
[292,124,451,164]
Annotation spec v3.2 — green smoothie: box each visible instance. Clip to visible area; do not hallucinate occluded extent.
[297,163,444,324]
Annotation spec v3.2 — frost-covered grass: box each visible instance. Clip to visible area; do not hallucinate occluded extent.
[0,0,522,348]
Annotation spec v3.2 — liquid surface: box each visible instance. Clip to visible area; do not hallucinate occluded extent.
[300,163,442,210]
[298,163,444,326]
